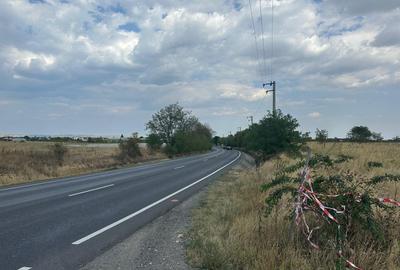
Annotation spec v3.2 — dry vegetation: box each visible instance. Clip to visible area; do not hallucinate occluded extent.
[0,141,166,186]
[187,142,400,269]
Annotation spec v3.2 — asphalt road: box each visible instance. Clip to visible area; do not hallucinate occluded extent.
[0,149,241,270]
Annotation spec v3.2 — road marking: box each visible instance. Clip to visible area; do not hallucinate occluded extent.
[0,152,219,193]
[68,184,114,197]
[72,151,241,245]
[18,267,32,270]
[174,165,185,170]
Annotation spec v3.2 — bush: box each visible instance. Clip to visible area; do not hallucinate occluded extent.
[174,132,212,154]
[164,144,177,158]
[244,110,303,160]
[367,161,383,168]
[51,143,68,166]
[347,126,372,141]
[119,136,142,162]
[262,152,400,269]
[146,133,162,151]
[146,104,213,156]
[315,128,328,144]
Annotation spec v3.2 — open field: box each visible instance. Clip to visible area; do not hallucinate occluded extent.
[187,142,400,269]
[0,141,165,187]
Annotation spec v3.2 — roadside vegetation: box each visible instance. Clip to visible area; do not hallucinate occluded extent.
[188,111,400,269]
[0,141,165,186]
[0,103,212,187]
[146,103,213,157]
[188,142,400,269]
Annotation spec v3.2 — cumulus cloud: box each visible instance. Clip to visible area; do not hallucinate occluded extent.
[0,0,399,137]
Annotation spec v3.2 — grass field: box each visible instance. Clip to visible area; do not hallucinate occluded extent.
[187,142,400,269]
[0,141,165,187]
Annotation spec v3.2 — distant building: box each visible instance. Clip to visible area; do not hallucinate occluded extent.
[12,137,27,142]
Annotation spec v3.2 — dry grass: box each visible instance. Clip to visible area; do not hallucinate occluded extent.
[0,141,166,186]
[187,142,400,269]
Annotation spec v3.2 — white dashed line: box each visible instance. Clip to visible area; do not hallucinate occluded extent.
[71,152,241,245]
[68,184,114,197]
[174,165,185,170]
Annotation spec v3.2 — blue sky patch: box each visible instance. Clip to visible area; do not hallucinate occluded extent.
[110,3,126,14]
[118,22,141,33]
[320,16,364,38]
[233,0,242,11]
[29,0,46,4]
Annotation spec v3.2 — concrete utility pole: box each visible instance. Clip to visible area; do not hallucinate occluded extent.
[247,116,254,126]
[263,81,276,115]
[238,127,242,132]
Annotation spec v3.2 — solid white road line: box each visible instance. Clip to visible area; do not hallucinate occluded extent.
[17,267,32,270]
[68,184,114,197]
[72,151,241,245]
[174,165,185,170]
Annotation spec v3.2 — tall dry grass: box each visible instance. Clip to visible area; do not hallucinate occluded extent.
[0,141,165,186]
[187,142,400,269]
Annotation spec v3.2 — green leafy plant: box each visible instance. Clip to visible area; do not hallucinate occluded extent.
[261,153,400,269]
[367,161,383,168]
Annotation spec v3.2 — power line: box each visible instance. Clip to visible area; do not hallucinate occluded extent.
[248,0,262,79]
[259,0,268,79]
[270,0,274,80]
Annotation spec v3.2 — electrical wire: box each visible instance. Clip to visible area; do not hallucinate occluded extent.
[248,0,263,79]
[259,0,268,80]
[270,0,274,81]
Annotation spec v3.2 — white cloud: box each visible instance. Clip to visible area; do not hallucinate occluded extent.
[308,112,321,119]
[0,0,399,137]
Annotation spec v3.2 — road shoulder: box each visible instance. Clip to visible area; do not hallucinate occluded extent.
[80,152,254,270]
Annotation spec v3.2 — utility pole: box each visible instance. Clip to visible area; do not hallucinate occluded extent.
[247,116,254,126]
[263,81,276,115]
[238,127,242,132]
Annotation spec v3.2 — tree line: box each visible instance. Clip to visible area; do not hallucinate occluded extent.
[315,126,399,143]
[217,110,304,163]
[216,110,399,164]
[119,103,213,161]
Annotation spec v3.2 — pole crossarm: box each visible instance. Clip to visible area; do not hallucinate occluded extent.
[263,81,276,115]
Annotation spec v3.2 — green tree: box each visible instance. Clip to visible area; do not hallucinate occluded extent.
[146,103,189,145]
[301,131,312,142]
[371,132,383,141]
[315,129,328,144]
[146,104,213,156]
[393,136,400,142]
[245,110,302,160]
[347,126,372,141]
[212,136,221,145]
[146,133,162,151]
[173,122,213,154]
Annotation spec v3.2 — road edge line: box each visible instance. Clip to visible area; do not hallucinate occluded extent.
[72,151,241,245]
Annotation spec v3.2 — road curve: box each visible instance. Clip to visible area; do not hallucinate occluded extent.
[0,149,241,270]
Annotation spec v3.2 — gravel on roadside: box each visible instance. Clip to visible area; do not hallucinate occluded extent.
[80,152,254,270]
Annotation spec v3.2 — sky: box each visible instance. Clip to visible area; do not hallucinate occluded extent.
[0,0,399,138]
